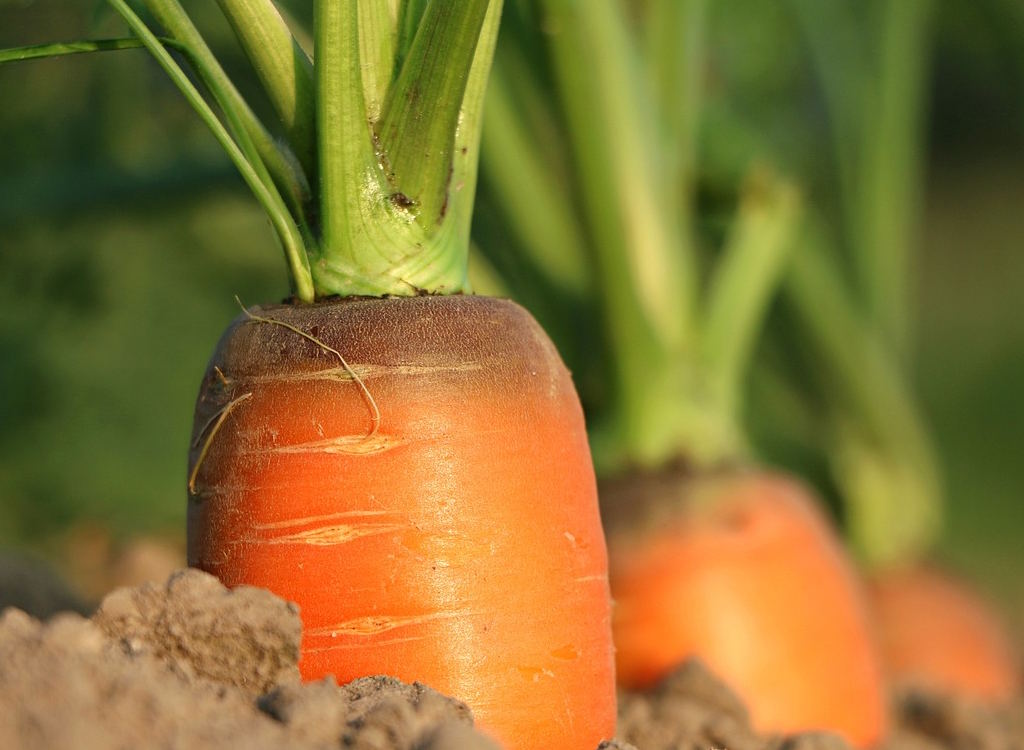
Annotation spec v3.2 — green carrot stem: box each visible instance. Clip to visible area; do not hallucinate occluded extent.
[442,0,503,251]
[356,1,399,121]
[787,0,866,241]
[377,0,491,228]
[312,1,499,297]
[786,218,942,566]
[315,0,376,270]
[0,38,167,63]
[214,0,317,179]
[481,55,590,296]
[856,0,933,357]
[539,0,701,469]
[644,0,706,232]
[107,0,314,302]
[703,168,801,423]
[141,0,312,228]
[396,0,431,67]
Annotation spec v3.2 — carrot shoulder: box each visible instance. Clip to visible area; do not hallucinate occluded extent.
[187,295,615,749]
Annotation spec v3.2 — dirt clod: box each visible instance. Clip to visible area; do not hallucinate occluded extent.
[0,569,496,750]
[93,568,300,696]
[260,676,496,750]
[883,685,1024,750]
[618,659,790,750]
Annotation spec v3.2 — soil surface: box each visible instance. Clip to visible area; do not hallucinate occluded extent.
[1,567,1021,749]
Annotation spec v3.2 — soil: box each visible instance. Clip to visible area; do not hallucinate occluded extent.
[1,567,1021,749]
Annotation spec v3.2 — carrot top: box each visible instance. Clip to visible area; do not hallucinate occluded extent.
[0,1,503,302]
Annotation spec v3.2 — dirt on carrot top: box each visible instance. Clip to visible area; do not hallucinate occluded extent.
[0,567,1021,750]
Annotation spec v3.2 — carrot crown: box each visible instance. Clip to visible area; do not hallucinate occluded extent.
[1,1,503,302]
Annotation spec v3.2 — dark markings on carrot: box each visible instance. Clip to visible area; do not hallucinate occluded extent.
[235,297,382,438]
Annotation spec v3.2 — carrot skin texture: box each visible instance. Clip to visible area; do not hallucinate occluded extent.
[868,564,1021,703]
[605,471,887,748]
[187,295,615,749]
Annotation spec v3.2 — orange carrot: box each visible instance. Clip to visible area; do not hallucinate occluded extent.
[606,471,888,748]
[187,295,616,749]
[868,564,1020,703]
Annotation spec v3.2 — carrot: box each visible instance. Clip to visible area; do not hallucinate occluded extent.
[868,564,1020,703]
[605,471,887,747]
[187,295,615,747]
[0,2,617,747]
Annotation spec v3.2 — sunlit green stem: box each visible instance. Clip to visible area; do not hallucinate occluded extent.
[0,38,163,63]
[645,0,706,232]
[480,49,589,296]
[539,0,698,469]
[377,0,490,227]
[215,0,317,179]
[107,0,314,301]
[357,0,398,120]
[312,1,499,297]
[142,0,311,226]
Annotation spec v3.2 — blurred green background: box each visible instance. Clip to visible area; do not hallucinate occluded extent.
[0,1,1022,629]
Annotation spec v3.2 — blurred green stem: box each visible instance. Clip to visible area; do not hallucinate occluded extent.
[142,0,312,226]
[539,0,697,469]
[857,0,933,357]
[786,217,942,566]
[481,58,590,297]
[703,169,801,427]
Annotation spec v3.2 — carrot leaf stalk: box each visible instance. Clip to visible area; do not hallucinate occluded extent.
[790,0,933,358]
[4,2,502,303]
[785,0,940,567]
[214,0,317,180]
[537,0,700,470]
[313,0,501,297]
[786,219,942,567]
[139,0,313,237]
[106,0,315,302]
[0,38,156,62]
[487,0,798,475]
[702,168,802,434]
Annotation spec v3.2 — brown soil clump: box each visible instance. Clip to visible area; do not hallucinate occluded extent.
[93,568,301,696]
[0,569,497,750]
[617,660,850,750]
[884,685,1024,750]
